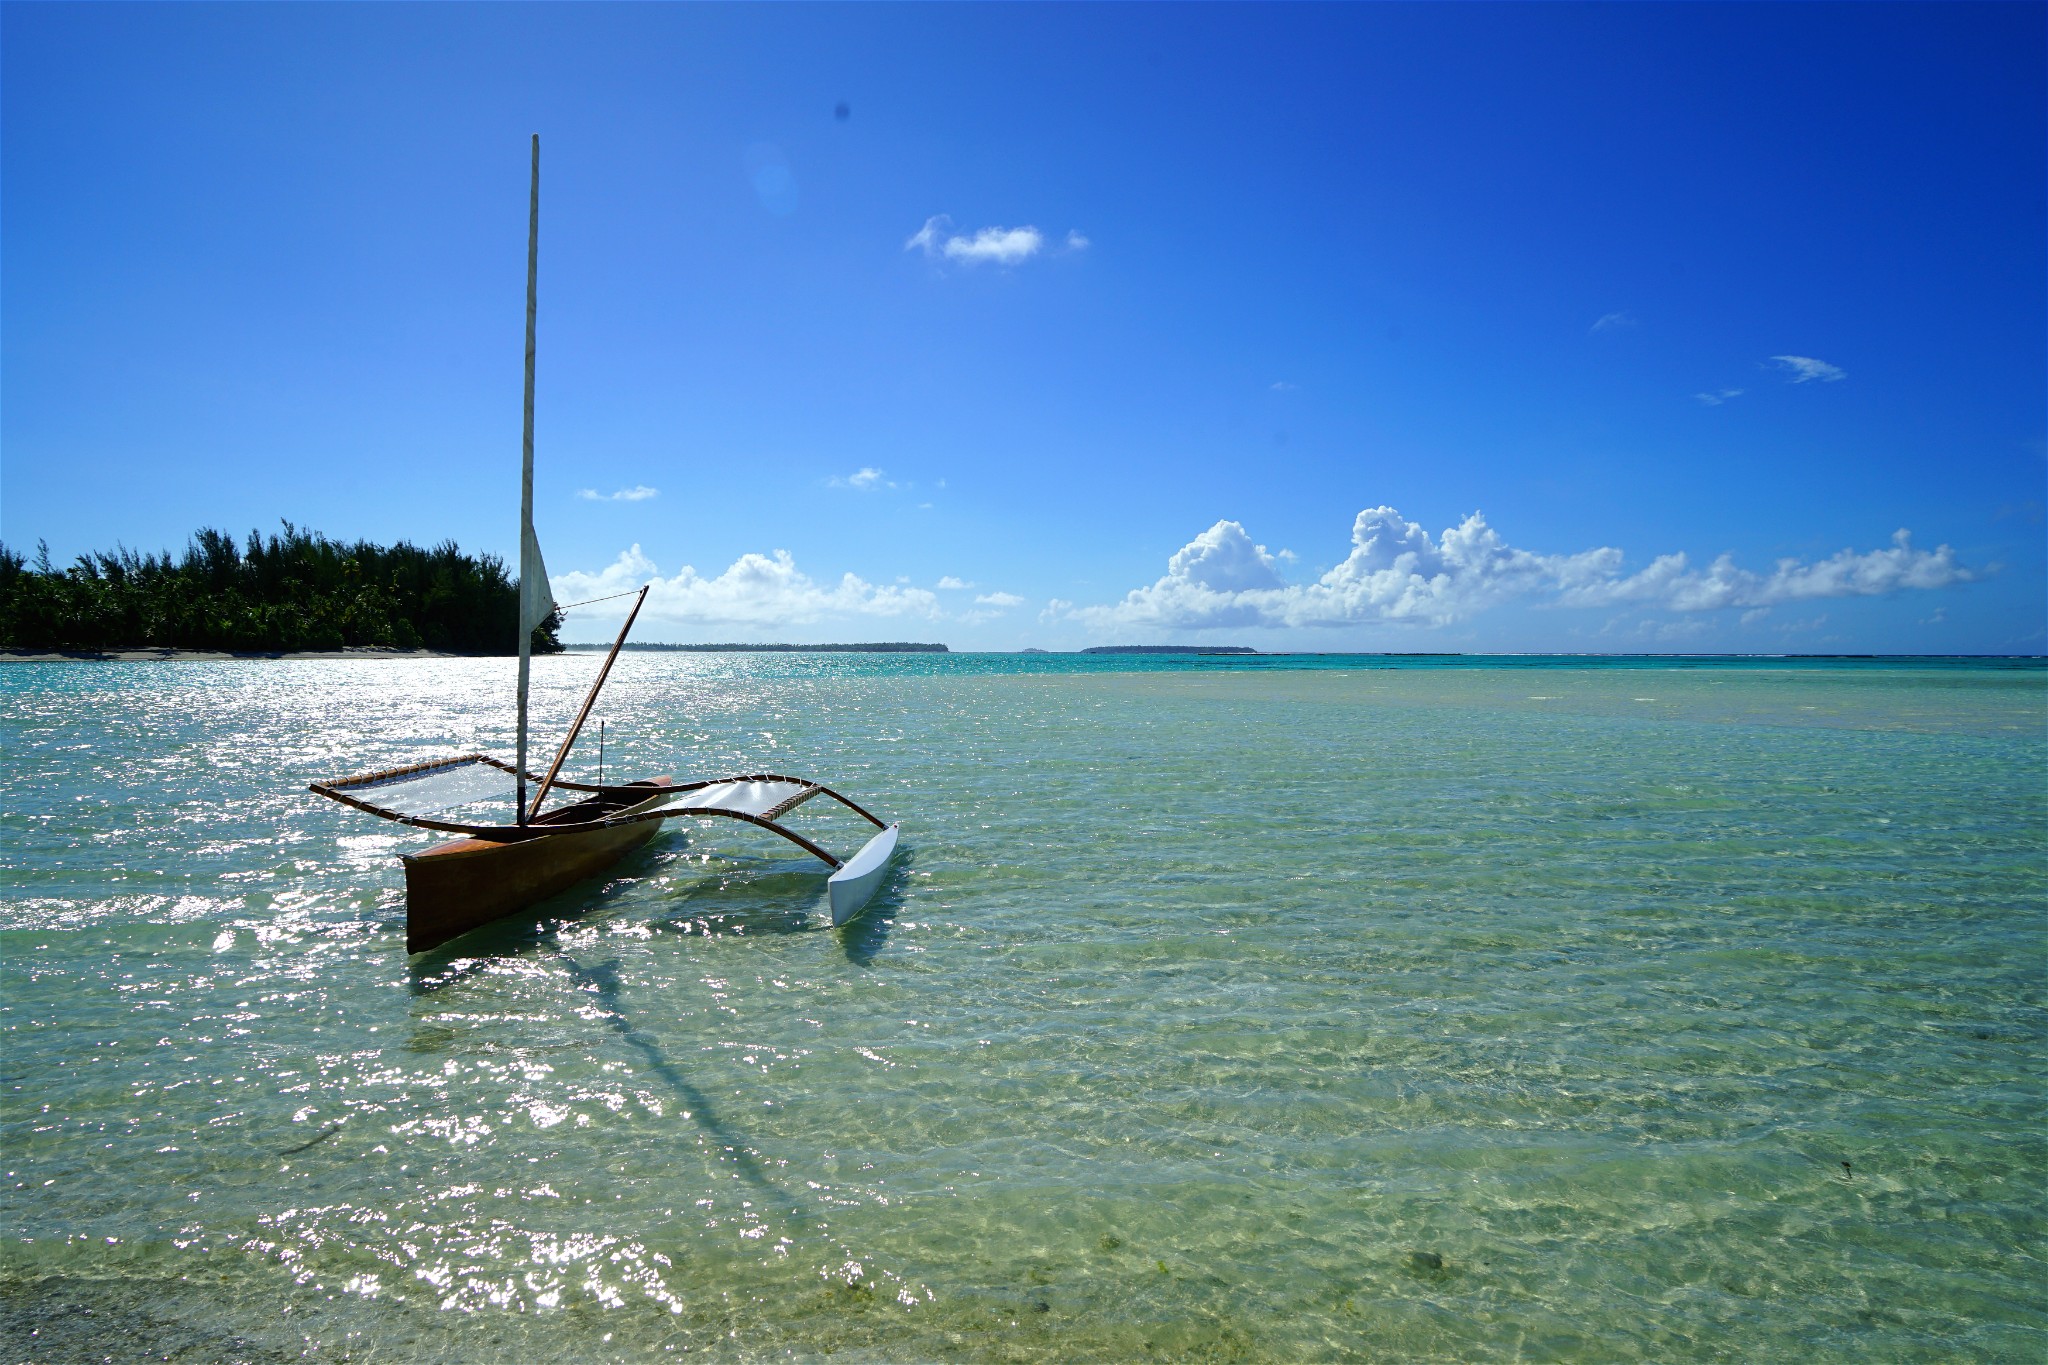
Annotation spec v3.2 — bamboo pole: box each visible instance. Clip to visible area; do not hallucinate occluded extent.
[527,585,648,821]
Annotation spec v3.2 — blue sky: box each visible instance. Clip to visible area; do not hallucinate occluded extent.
[4,2,2042,652]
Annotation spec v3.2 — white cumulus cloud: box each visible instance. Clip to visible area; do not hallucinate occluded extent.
[974,591,1026,608]
[906,215,1046,265]
[577,485,660,502]
[1772,355,1846,383]
[1559,529,1971,612]
[936,575,972,590]
[552,545,940,630]
[1063,508,1974,631]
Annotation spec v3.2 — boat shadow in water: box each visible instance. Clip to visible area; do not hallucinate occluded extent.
[399,944,810,1229]
[558,955,809,1228]
[836,847,914,966]
[649,845,914,967]
[650,873,818,939]
[401,838,675,992]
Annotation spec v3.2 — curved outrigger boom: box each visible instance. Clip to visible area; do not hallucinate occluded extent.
[311,754,902,942]
[312,755,884,852]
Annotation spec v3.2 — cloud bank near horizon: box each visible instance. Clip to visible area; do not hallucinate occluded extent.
[552,508,1975,638]
[553,545,942,629]
[1059,508,1975,631]
[553,547,1033,631]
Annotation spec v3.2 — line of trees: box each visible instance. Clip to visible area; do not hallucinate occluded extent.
[0,524,563,655]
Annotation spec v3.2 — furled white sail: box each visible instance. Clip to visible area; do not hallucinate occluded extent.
[520,524,556,639]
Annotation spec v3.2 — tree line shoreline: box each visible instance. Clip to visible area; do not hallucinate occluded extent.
[0,525,563,656]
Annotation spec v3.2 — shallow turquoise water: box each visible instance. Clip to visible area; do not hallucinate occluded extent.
[2,656,2043,1361]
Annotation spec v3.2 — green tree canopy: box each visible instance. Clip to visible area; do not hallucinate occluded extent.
[0,524,563,655]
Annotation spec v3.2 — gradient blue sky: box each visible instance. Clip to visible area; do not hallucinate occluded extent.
[4,2,2042,651]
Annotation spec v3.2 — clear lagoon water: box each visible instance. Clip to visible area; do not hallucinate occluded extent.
[2,654,2043,1361]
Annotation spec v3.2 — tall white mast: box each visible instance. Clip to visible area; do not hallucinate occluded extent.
[516,134,540,826]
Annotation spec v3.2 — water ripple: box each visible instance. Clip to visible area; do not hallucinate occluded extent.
[1,658,2042,1360]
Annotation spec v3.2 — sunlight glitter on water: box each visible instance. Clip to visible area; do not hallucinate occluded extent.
[2,657,2044,1360]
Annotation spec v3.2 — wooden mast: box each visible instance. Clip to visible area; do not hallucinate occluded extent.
[516,134,540,826]
[527,584,649,821]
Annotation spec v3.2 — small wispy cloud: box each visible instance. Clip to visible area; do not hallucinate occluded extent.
[907,215,1044,266]
[1591,311,1635,332]
[1992,500,2044,525]
[908,217,1087,266]
[936,576,972,590]
[1635,617,1709,641]
[974,591,1025,608]
[1269,381,1299,392]
[1695,389,1744,406]
[577,485,659,502]
[829,467,893,491]
[1773,355,1845,383]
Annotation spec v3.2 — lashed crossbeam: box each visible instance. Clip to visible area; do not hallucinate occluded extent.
[761,783,824,821]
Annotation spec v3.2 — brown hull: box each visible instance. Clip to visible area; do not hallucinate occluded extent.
[400,779,673,953]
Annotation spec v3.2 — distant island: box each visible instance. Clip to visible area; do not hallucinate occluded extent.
[1080,645,1259,655]
[0,526,561,655]
[586,641,950,653]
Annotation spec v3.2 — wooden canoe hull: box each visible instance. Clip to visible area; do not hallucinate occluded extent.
[399,780,673,953]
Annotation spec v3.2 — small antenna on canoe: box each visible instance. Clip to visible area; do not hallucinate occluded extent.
[515,133,540,826]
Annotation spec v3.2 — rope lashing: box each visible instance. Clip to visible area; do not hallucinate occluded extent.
[552,587,647,613]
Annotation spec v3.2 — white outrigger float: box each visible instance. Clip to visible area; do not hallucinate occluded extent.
[309,136,900,952]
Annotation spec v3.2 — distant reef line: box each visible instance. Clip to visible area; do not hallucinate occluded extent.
[1080,644,1259,655]
[0,525,563,656]
[574,641,951,653]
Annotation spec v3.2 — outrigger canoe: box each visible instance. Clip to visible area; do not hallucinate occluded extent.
[310,757,901,952]
[308,136,900,952]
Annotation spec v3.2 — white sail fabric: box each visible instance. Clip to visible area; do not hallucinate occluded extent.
[520,524,557,638]
[325,756,517,816]
[663,780,811,817]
